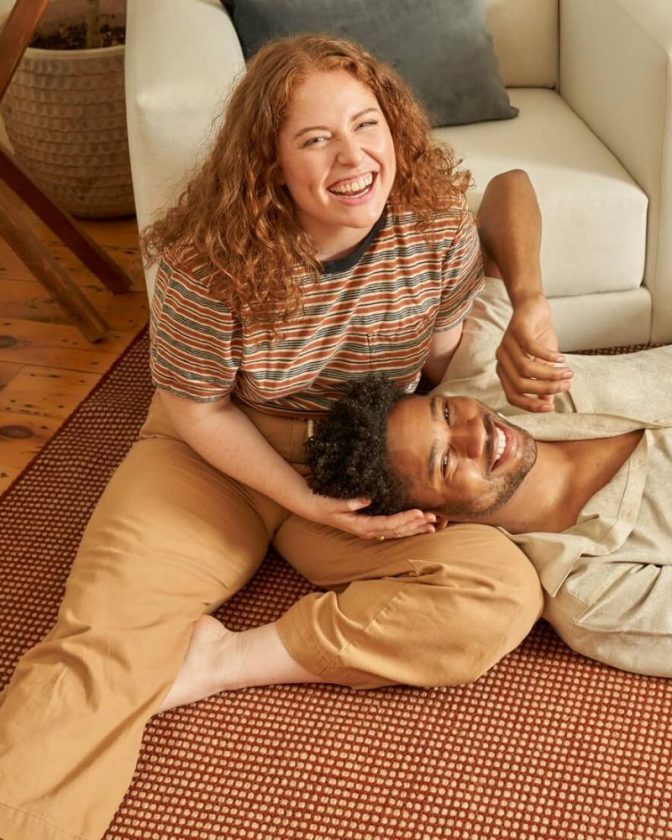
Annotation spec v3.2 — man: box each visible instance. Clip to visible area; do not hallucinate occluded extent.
[307,279,672,678]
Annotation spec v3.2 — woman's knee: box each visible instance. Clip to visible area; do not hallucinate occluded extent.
[404,526,543,683]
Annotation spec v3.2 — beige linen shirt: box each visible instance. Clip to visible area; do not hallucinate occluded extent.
[436,279,672,677]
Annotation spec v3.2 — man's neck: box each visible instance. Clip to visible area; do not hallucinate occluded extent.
[484,442,574,533]
[460,432,644,534]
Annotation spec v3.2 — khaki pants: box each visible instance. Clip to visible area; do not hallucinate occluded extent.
[0,393,542,840]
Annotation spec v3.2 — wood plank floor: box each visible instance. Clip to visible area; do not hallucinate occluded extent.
[0,213,148,496]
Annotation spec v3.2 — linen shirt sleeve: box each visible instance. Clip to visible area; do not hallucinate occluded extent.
[433,196,485,332]
[149,246,242,402]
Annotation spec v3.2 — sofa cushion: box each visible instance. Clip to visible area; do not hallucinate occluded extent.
[221,0,517,127]
[437,88,648,300]
[485,0,558,88]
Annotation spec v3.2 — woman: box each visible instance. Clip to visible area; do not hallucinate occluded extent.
[0,35,564,840]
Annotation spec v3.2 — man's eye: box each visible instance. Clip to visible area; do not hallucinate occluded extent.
[442,401,452,478]
[442,451,450,478]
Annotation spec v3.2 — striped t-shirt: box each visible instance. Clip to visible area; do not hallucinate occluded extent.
[150,197,484,416]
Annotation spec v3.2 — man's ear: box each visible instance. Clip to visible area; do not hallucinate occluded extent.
[431,511,451,531]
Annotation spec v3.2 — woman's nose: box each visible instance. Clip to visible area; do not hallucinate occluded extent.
[336,136,364,166]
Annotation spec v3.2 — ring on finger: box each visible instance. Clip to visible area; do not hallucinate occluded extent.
[376,535,386,542]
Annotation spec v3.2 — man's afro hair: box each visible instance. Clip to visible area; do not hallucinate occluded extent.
[305,374,411,515]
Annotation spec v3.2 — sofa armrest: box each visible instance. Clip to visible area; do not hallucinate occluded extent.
[125,0,245,298]
[560,0,672,342]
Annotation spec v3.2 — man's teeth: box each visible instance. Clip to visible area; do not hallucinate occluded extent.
[329,173,374,194]
[493,427,506,467]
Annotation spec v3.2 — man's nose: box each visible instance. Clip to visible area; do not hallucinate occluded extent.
[449,417,486,460]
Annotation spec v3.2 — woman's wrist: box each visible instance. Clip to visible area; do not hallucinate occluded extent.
[272,470,324,522]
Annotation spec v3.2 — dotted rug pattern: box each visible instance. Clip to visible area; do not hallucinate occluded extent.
[1,333,670,840]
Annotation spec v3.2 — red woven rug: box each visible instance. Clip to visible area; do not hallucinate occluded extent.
[1,332,671,840]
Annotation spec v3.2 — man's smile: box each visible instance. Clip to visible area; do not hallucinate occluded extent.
[491,419,518,471]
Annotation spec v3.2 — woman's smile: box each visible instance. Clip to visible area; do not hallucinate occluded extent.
[327,171,377,203]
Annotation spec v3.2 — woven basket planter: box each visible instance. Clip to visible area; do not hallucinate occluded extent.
[0,0,134,219]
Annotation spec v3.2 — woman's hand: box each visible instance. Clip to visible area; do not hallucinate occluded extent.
[496,293,573,412]
[302,493,436,540]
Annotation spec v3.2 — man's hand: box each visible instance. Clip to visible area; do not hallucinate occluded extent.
[302,493,437,540]
[496,293,573,412]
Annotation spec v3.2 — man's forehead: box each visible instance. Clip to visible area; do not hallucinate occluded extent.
[387,397,436,478]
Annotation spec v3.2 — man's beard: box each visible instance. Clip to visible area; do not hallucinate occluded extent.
[442,420,537,520]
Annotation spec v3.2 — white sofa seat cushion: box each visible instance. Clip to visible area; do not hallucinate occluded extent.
[436,88,648,300]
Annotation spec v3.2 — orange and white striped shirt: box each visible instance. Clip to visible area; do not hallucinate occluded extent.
[150,197,484,416]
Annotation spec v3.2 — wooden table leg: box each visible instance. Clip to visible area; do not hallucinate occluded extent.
[0,0,134,344]
[0,185,109,343]
[0,0,49,100]
[0,148,133,295]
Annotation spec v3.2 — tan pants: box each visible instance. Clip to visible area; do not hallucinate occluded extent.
[0,393,542,840]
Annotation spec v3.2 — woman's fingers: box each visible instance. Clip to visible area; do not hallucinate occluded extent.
[331,506,436,540]
[373,508,436,538]
[360,508,436,540]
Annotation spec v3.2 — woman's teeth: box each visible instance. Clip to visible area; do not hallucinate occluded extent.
[493,427,506,468]
[329,173,374,195]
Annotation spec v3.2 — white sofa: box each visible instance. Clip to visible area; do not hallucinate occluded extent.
[125,0,672,350]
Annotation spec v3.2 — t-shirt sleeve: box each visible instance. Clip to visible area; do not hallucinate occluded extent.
[149,247,242,402]
[433,197,485,332]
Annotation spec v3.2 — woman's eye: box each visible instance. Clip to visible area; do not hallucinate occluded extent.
[357,120,377,129]
[303,136,327,147]
[443,401,451,424]
[442,452,450,478]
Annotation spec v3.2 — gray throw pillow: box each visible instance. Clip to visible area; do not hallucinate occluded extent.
[221,0,517,127]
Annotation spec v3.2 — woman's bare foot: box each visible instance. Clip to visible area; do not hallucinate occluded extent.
[158,615,327,713]
[158,615,238,712]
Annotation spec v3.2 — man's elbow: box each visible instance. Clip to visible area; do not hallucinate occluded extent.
[490,168,531,187]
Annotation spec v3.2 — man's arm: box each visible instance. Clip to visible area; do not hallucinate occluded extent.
[477,169,543,303]
[477,169,573,412]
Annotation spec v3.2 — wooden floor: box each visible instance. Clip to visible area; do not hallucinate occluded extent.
[0,212,148,497]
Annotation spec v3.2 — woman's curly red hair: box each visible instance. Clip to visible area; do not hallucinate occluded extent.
[142,34,471,322]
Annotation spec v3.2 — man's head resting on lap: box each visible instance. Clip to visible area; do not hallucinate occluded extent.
[305,375,538,522]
